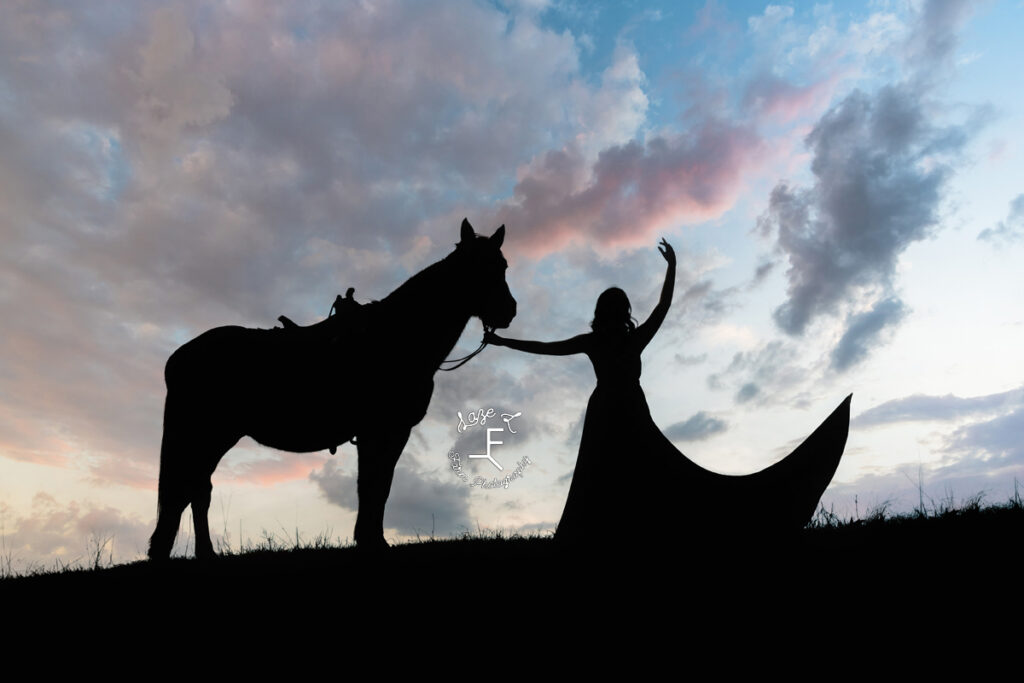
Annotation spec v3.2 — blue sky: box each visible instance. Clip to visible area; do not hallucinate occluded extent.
[1,0,1022,567]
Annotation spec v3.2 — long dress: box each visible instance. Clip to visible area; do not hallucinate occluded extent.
[553,330,851,548]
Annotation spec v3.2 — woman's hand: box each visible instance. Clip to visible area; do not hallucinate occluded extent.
[483,329,505,346]
[658,238,676,267]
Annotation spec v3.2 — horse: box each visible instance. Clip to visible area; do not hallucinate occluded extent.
[147,219,516,560]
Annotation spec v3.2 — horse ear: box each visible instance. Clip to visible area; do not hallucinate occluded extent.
[460,218,475,244]
[491,225,505,248]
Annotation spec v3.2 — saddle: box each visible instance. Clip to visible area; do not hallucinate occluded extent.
[276,287,372,345]
[276,288,375,455]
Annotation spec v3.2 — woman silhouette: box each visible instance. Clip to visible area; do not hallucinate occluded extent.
[485,239,851,549]
[485,239,685,546]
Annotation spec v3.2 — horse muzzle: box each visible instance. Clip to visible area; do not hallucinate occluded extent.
[482,295,516,330]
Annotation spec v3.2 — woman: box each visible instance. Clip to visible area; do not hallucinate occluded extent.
[485,239,690,547]
[485,239,852,549]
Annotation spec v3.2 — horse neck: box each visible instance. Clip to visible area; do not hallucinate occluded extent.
[379,256,473,371]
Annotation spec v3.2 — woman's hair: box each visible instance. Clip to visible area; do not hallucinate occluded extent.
[591,287,637,335]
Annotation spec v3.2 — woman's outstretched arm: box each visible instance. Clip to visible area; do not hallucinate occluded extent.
[484,331,590,356]
[634,239,676,351]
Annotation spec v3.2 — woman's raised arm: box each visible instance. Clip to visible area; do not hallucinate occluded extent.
[634,239,676,351]
[484,331,590,356]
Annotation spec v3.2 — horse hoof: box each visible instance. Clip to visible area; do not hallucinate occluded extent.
[356,537,390,552]
[147,542,173,563]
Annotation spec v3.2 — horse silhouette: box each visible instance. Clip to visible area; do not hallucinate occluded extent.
[148,219,516,560]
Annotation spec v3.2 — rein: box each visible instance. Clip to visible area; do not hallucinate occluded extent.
[438,324,494,371]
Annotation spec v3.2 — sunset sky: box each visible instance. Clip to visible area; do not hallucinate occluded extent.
[2,0,1022,567]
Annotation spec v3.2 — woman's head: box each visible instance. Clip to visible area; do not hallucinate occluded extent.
[591,287,636,335]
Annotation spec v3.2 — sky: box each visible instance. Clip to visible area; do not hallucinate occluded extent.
[1,0,1022,568]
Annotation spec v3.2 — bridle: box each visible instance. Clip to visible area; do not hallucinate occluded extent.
[438,324,495,371]
[436,245,506,372]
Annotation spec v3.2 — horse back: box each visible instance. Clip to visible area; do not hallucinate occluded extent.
[163,322,435,449]
[166,324,362,389]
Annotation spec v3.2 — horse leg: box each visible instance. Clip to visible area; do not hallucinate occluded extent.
[148,391,238,561]
[353,425,412,549]
[149,493,188,562]
[191,479,216,560]
[191,427,240,560]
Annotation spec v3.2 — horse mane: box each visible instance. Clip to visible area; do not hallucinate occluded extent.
[378,249,460,312]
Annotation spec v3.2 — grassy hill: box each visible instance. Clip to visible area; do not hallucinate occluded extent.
[1,502,1019,665]
[5,498,1020,611]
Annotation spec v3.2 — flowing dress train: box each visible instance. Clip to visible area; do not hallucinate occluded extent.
[554,332,850,547]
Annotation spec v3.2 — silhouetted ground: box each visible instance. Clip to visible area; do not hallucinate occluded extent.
[3,501,1020,646]
[6,507,1015,667]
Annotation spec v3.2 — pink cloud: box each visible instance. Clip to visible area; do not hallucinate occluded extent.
[496,119,764,258]
[0,413,74,467]
[688,0,740,39]
[217,450,333,487]
[743,72,845,124]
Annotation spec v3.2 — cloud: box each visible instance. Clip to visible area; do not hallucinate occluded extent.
[759,84,967,337]
[218,450,331,487]
[749,261,777,289]
[514,520,558,534]
[757,0,983,368]
[853,386,1024,428]
[839,383,1024,509]
[430,353,575,452]
[0,0,782,500]
[978,194,1024,246]
[901,402,1024,505]
[747,5,794,35]
[735,382,760,404]
[707,340,803,405]
[495,118,763,257]
[830,297,907,371]
[688,0,739,39]
[945,406,1024,473]
[663,411,728,442]
[904,0,977,69]
[132,6,234,151]
[822,462,1020,518]
[309,461,359,512]
[0,0,1008,569]
[0,493,152,567]
[564,406,587,449]
[829,393,1024,513]
[674,353,708,366]
[0,0,655,486]
[743,71,838,123]
[310,458,472,537]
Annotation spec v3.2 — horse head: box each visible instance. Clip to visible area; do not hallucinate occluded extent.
[452,218,517,329]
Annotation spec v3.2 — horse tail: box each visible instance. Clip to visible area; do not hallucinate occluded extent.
[148,353,192,559]
[156,395,183,503]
